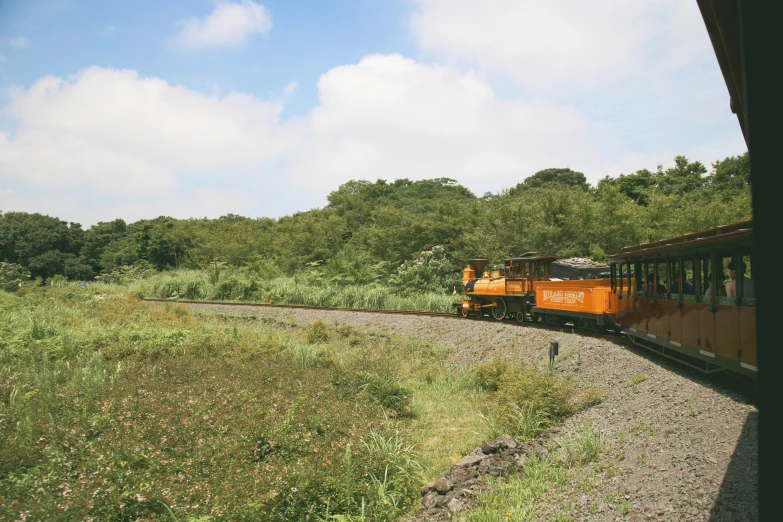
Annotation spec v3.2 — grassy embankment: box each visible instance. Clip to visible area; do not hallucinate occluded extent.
[1,283,606,521]
[128,269,458,313]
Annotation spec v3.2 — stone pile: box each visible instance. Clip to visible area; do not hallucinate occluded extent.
[404,435,549,521]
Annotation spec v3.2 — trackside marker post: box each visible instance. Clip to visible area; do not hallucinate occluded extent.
[549,341,559,365]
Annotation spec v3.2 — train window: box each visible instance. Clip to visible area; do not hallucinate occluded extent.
[626,263,634,296]
[681,258,696,302]
[635,262,644,294]
[610,264,616,291]
[655,260,668,297]
[645,262,654,295]
[698,255,714,303]
[669,258,680,298]
[717,252,735,305]
[737,252,755,305]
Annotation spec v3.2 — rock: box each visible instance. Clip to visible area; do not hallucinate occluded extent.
[481,443,497,454]
[447,498,465,513]
[453,455,484,468]
[434,477,453,494]
[421,482,435,496]
[422,491,439,509]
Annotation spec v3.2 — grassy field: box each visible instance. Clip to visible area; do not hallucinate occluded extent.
[120,268,459,313]
[0,284,605,521]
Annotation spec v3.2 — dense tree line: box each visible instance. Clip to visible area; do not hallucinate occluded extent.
[0,153,751,289]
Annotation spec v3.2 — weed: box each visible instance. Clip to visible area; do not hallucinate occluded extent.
[630,421,654,438]
[621,501,631,515]
[561,428,604,467]
[689,397,699,417]
[638,452,647,465]
[306,319,330,343]
[618,430,627,446]
[630,374,647,393]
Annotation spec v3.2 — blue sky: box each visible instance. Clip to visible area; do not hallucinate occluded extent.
[0,0,747,226]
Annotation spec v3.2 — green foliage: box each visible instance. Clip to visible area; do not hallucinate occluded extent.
[332,356,412,418]
[94,263,158,284]
[0,262,30,292]
[517,167,590,191]
[474,359,603,441]
[0,287,423,522]
[388,245,454,296]
[1,152,751,293]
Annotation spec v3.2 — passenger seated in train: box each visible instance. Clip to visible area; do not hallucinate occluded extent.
[670,279,695,295]
[725,261,755,298]
[705,273,727,298]
[465,279,476,292]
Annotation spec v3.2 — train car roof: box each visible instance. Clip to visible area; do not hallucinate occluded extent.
[610,220,753,260]
[697,0,748,147]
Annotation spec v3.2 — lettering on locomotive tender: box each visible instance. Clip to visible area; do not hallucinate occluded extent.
[542,290,585,305]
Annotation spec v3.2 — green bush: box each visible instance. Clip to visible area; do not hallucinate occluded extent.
[475,360,603,441]
[0,262,30,292]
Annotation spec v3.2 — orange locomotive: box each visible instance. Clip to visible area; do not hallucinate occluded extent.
[457,254,615,330]
[457,220,757,378]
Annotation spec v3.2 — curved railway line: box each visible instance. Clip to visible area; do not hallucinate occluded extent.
[143,297,759,396]
[142,297,628,345]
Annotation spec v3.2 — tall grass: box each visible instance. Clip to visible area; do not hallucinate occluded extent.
[0,284,604,521]
[130,269,458,313]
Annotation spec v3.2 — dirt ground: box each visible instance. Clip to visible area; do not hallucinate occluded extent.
[178,303,759,521]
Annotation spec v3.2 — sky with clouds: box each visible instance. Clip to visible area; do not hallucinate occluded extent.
[0,0,746,227]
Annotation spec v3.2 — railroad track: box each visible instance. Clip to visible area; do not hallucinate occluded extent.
[142,298,625,343]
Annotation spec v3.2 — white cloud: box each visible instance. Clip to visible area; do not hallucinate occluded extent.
[0,67,292,195]
[284,54,597,192]
[9,36,27,49]
[410,0,710,92]
[174,0,271,49]
[0,51,745,226]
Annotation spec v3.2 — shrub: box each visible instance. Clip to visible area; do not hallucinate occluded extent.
[305,319,331,343]
[0,262,30,292]
[474,360,603,441]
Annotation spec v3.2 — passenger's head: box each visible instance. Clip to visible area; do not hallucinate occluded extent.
[727,260,747,275]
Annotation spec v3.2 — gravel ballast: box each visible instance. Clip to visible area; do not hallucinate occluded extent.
[175,302,759,521]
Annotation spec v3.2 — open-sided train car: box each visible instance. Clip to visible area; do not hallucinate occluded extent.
[608,220,756,378]
[456,219,756,378]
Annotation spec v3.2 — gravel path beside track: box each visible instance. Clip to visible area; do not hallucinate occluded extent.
[173,302,758,521]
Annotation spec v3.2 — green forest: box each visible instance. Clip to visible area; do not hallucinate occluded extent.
[1,153,751,297]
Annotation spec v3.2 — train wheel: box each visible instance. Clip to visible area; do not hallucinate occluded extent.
[516,311,525,322]
[460,306,470,318]
[491,298,507,320]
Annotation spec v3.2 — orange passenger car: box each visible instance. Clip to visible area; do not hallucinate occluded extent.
[608,220,756,378]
